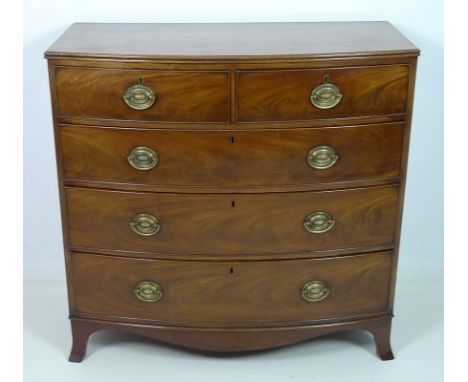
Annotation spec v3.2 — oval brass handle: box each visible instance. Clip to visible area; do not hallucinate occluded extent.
[301,280,330,302]
[130,214,160,236]
[134,281,163,302]
[310,82,342,109]
[123,84,156,110]
[304,211,335,234]
[307,145,338,169]
[128,146,159,170]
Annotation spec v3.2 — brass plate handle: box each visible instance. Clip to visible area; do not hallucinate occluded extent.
[128,146,159,170]
[130,214,160,236]
[310,82,342,109]
[301,280,330,302]
[304,211,335,234]
[307,145,338,169]
[123,84,156,110]
[134,281,163,302]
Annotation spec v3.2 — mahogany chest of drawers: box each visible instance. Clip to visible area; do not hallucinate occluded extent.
[45,22,419,362]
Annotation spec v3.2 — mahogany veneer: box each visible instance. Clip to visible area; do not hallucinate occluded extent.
[45,22,419,362]
[55,68,230,123]
[65,186,398,256]
[60,123,404,189]
[71,252,393,324]
[237,66,409,122]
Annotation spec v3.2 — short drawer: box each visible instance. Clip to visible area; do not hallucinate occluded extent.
[61,123,403,188]
[238,65,409,122]
[66,185,398,255]
[71,251,392,325]
[54,68,230,123]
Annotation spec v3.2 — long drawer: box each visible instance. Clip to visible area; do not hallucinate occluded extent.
[54,67,230,123]
[238,65,410,122]
[65,185,398,255]
[61,123,403,188]
[71,251,393,325]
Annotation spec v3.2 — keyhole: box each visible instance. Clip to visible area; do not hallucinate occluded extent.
[231,136,235,143]
[230,268,234,274]
[324,74,330,83]
[231,200,236,207]
[138,77,143,84]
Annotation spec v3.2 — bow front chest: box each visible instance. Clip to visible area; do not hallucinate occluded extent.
[45,22,419,362]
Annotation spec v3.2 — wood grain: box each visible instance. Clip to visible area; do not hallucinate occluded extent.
[45,22,419,60]
[387,57,418,310]
[60,123,404,188]
[68,315,394,362]
[44,22,419,361]
[55,67,230,123]
[71,252,392,325]
[65,185,398,255]
[238,65,409,122]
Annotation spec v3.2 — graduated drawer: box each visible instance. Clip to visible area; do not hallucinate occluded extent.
[66,185,398,255]
[61,123,403,189]
[54,68,229,123]
[71,251,392,325]
[238,65,409,122]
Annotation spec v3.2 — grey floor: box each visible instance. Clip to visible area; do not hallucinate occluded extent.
[24,276,443,382]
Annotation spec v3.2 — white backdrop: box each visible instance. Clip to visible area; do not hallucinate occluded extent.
[23,0,443,280]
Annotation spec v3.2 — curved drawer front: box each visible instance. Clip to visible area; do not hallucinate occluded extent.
[71,251,392,325]
[238,65,409,122]
[61,123,403,188]
[66,186,398,255]
[54,68,230,123]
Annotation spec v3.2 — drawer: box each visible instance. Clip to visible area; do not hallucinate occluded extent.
[61,123,403,188]
[66,186,397,255]
[54,68,230,123]
[71,251,392,325]
[238,65,409,122]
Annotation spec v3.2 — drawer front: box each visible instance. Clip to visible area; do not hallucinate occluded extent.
[66,186,397,255]
[238,65,409,122]
[55,68,230,123]
[71,252,392,325]
[61,123,403,188]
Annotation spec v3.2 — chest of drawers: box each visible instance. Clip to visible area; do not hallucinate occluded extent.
[45,22,419,362]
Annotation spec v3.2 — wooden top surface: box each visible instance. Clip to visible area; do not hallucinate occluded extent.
[45,22,419,61]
